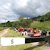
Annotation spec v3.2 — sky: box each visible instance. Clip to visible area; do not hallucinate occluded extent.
[0,0,50,23]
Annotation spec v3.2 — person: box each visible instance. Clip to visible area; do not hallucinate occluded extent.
[32,28,41,37]
[41,30,47,36]
[33,31,41,37]
[18,27,24,32]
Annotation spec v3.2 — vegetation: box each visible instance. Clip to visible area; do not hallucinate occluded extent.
[1,12,50,50]
[0,28,41,50]
[4,29,23,37]
[0,19,32,28]
[30,21,50,31]
[0,12,50,30]
[0,43,41,50]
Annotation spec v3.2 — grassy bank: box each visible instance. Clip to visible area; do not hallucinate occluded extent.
[0,27,5,31]
[30,21,50,31]
[4,28,27,37]
[0,44,41,50]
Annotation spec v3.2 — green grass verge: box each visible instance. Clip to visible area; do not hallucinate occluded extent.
[4,28,29,37]
[30,21,50,31]
[5,29,22,37]
[0,27,5,31]
[0,44,41,50]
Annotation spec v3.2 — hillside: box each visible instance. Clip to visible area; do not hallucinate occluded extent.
[31,12,50,21]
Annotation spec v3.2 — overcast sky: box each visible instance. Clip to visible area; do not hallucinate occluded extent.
[0,0,50,23]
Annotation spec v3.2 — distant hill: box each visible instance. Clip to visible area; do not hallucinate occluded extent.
[31,12,50,21]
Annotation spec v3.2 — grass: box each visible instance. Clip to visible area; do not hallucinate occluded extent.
[5,29,26,37]
[0,44,41,50]
[5,29,22,37]
[30,21,50,31]
[0,27,5,31]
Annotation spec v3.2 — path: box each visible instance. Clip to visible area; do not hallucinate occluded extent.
[40,44,50,50]
[0,28,9,37]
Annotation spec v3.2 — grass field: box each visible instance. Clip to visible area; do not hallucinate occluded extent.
[30,21,50,31]
[4,28,27,37]
[5,29,22,37]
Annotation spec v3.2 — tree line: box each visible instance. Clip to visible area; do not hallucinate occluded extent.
[0,19,32,28]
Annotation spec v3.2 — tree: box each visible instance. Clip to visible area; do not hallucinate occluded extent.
[6,21,12,27]
[40,19,44,22]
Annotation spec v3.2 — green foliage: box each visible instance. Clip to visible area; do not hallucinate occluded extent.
[0,19,32,28]
[32,12,50,21]
[42,30,47,34]
[40,19,44,22]
[12,19,32,28]
[19,19,32,27]
[6,21,12,27]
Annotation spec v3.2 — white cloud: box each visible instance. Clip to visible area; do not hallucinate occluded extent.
[0,0,50,23]
[0,1,19,23]
[13,0,50,17]
[0,18,8,23]
[12,0,28,9]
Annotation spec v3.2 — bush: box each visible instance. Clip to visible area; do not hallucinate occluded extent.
[40,19,44,22]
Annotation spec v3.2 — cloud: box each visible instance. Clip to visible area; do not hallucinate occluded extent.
[13,0,50,17]
[0,17,8,23]
[0,0,50,23]
[0,0,19,23]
